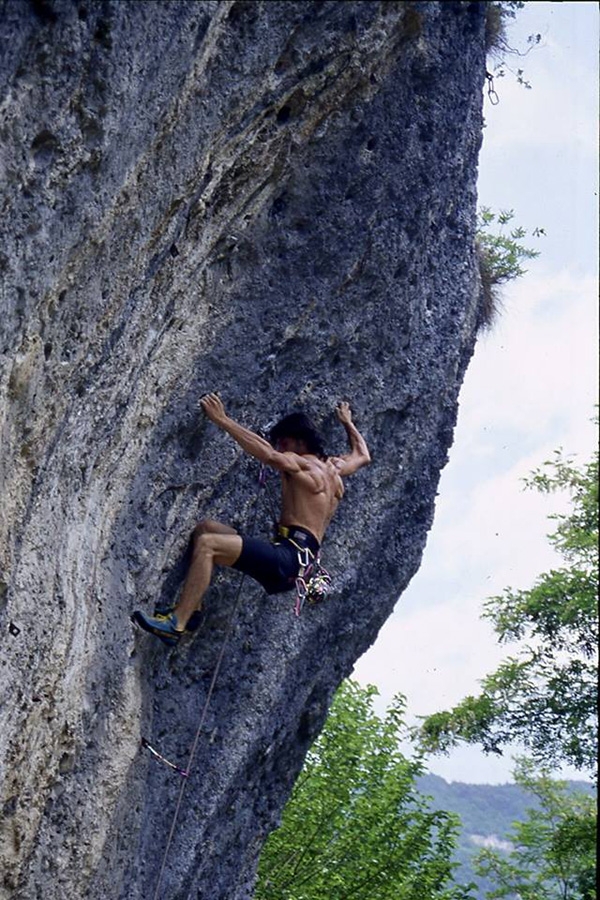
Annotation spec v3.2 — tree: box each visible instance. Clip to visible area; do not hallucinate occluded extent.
[418,441,598,772]
[474,758,597,900]
[256,681,476,900]
[476,207,543,329]
[477,207,542,286]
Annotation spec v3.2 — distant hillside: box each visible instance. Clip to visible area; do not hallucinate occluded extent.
[417,773,595,897]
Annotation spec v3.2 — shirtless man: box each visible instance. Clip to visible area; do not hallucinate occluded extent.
[132,393,370,645]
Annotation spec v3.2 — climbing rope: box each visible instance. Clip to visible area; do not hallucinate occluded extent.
[150,467,263,900]
[152,569,248,900]
[148,454,333,895]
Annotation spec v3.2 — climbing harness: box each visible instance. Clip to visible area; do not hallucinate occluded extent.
[485,71,499,105]
[262,468,333,616]
[294,547,332,617]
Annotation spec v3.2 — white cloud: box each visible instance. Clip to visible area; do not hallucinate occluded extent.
[354,267,598,786]
[459,268,599,452]
[431,465,563,589]
[428,265,598,597]
[469,834,514,852]
[353,603,506,718]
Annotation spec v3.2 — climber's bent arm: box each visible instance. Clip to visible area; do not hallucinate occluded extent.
[332,401,371,477]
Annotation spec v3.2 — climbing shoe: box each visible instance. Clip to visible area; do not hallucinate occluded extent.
[153,604,201,633]
[131,610,183,647]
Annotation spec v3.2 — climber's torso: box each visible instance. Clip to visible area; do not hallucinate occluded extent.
[278,454,345,543]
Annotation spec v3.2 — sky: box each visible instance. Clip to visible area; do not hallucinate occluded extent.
[353,1,599,785]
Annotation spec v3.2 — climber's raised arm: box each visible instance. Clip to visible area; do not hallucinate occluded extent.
[331,401,371,477]
[199,393,302,473]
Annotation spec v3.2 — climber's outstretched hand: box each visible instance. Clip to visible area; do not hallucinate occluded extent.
[333,400,371,476]
[200,392,228,427]
[336,401,353,427]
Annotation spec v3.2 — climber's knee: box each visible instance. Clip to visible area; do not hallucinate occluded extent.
[193,519,237,543]
[192,519,212,542]
[193,531,242,567]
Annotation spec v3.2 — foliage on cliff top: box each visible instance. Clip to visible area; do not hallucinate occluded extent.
[486,2,542,90]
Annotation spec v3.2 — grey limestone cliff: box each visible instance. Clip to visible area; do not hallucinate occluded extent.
[0,1,488,898]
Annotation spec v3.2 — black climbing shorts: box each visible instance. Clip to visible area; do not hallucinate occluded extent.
[232,526,320,595]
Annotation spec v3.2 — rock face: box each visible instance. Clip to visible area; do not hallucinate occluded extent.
[0,1,487,897]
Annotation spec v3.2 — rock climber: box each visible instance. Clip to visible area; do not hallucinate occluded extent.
[131,393,371,645]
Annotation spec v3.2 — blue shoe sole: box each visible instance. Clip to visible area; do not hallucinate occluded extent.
[131,611,181,646]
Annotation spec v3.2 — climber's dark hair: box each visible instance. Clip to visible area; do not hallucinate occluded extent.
[269,413,327,459]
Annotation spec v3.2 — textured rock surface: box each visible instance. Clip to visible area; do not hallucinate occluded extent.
[0,1,487,897]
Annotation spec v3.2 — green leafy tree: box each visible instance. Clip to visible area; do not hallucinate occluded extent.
[474,759,597,900]
[256,681,476,900]
[418,441,598,772]
[477,208,542,284]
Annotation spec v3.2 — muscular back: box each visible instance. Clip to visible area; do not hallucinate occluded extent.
[198,395,370,538]
[278,455,345,542]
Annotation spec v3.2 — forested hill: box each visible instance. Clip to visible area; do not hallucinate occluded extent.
[418,773,595,897]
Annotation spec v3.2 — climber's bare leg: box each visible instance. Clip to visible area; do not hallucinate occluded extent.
[173,520,242,629]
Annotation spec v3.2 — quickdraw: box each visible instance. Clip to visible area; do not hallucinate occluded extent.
[294,547,332,617]
[485,70,499,105]
[141,738,189,778]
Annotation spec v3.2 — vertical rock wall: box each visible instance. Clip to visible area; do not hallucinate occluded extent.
[0,1,487,897]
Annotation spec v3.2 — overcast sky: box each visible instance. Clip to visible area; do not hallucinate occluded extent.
[353,1,599,784]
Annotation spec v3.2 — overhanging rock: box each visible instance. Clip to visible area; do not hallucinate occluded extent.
[0,1,487,897]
